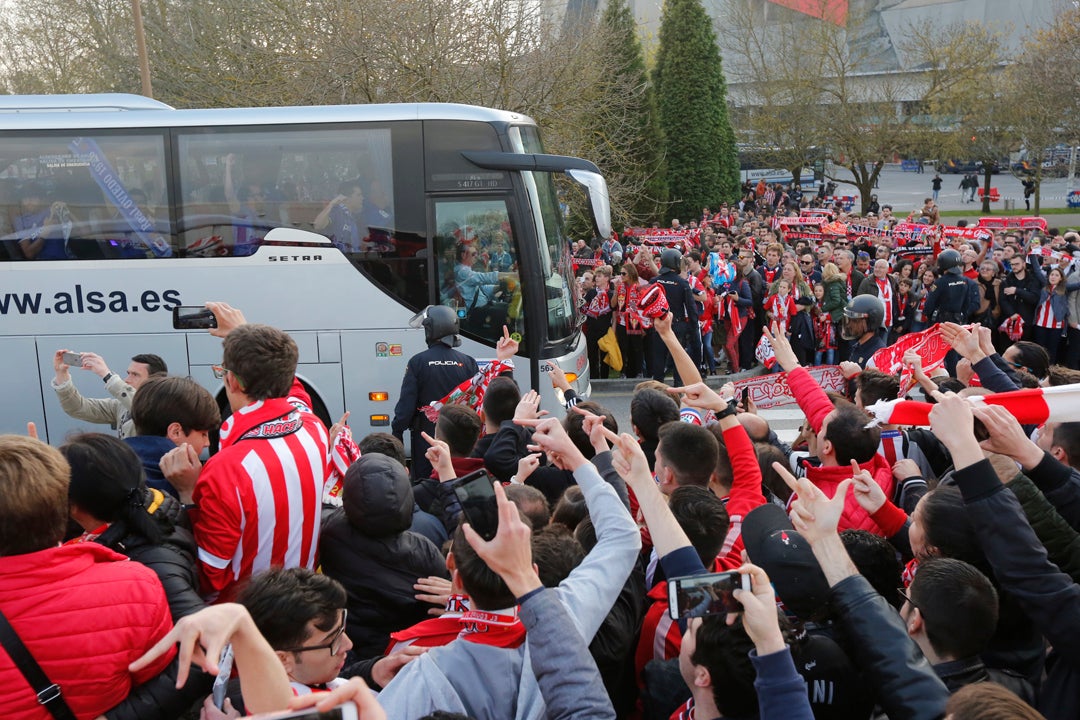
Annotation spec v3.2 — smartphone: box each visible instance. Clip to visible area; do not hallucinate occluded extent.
[453,468,500,541]
[741,387,750,408]
[211,644,233,710]
[257,706,359,720]
[668,571,751,620]
[62,351,83,367]
[172,305,218,330]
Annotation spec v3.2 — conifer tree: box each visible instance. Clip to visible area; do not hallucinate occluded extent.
[653,0,740,221]
[584,0,667,225]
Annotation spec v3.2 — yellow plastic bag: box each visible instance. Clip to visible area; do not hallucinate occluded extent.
[597,326,623,373]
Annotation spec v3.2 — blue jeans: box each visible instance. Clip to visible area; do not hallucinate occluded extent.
[701,330,715,372]
[814,349,835,366]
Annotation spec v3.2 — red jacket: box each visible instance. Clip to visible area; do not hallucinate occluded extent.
[0,543,175,720]
[788,366,895,534]
[716,422,767,570]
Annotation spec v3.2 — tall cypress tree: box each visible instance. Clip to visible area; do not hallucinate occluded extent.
[583,0,666,225]
[653,0,740,221]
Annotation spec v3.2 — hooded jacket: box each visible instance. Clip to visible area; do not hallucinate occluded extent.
[320,453,449,659]
[788,366,895,534]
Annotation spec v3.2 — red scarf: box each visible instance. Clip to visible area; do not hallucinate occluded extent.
[459,607,526,648]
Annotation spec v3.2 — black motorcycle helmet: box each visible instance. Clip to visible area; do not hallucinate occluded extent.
[660,248,682,272]
[411,305,461,347]
[841,295,884,340]
[937,249,963,275]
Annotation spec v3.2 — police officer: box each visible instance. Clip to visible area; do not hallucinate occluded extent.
[651,248,699,384]
[841,294,888,368]
[924,249,980,325]
[391,305,483,483]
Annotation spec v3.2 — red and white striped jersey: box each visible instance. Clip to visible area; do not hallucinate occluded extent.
[192,382,329,603]
[1035,297,1063,329]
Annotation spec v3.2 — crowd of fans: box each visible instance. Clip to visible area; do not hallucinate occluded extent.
[577,184,1080,381]
[3,187,1080,720]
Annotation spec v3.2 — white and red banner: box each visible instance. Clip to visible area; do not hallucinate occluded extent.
[867,384,1080,427]
[870,323,956,394]
[731,365,847,410]
[976,216,1048,231]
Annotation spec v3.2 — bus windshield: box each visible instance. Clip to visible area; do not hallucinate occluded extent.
[515,125,578,344]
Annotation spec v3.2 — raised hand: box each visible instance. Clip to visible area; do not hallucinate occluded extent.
[514,389,545,421]
[973,404,1044,469]
[763,322,799,372]
[515,452,541,484]
[851,459,887,515]
[730,563,786,656]
[205,301,247,338]
[421,431,455,483]
[777,461,851,545]
[496,325,519,362]
[668,382,726,412]
[461,480,539,598]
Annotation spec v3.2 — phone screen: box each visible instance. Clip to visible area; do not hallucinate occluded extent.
[741,387,749,407]
[668,572,748,620]
[453,469,500,541]
[172,305,218,330]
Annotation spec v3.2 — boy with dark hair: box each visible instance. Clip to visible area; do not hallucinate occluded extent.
[162,305,329,603]
[765,325,893,535]
[357,431,407,467]
[655,421,719,493]
[475,376,521,457]
[436,405,483,458]
[630,388,680,470]
[239,567,353,694]
[905,557,1032,701]
[128,375,220,498]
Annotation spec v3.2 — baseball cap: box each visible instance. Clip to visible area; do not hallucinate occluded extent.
[742,503,831,621]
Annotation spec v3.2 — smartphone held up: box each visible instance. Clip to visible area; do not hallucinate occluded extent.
[172,305,218,330]
[452,468,500,541]
[668,571,750,620]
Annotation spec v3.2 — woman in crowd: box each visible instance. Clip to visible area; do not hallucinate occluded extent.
[1029,259,1079,363]
[974,259,1003,331]
[819,262,847,352]
[614,262,648,378]
[583,265,614,380]
[720,260,753,374]
[61,433,204,622]
[911,265,938,332]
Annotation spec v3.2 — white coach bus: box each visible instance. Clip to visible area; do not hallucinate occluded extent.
[0,94,610,444]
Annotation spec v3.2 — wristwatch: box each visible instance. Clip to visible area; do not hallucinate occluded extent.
[101,372,114,384]
[715,397,739,419]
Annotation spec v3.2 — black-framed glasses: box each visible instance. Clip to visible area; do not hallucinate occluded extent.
[897,587,924,616]
[282,609,348,656]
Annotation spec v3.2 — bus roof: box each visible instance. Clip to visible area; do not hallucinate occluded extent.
[0,94,536,130]
[0,93,175,113]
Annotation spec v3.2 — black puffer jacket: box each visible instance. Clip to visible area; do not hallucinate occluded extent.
[321,453,450,659]
[95,490,204,622]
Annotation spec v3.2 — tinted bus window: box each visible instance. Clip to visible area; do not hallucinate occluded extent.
[435,198,522,345]
[175,123,428,310]
[0,133,171,261]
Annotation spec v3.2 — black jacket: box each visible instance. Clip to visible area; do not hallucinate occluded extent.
[924,272,980,324]
[391,341,479,480]
[95,491,204,622]
[953,458,1080,720]
[320,453,450,659]
[1000,268,1043,325]
[933,655,1034,705]
[828,575,949,720]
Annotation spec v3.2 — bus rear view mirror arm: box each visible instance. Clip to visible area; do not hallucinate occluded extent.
[461,151,612,240]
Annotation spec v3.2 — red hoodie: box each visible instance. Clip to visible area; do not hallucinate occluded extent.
[787,366,895,535]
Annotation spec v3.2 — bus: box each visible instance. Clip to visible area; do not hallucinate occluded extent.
[737,145,817,187]
[0,94,611,445]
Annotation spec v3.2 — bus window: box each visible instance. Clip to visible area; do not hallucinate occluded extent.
[177,127,398,257]
[435,199,523,344]
[0,133,172,260]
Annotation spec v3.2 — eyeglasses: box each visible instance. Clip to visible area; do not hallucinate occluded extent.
[896,588,924,617]
[211,364,230,380]
[282,609,348,656]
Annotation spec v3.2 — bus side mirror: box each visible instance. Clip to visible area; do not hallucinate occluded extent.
[566,169,612,241]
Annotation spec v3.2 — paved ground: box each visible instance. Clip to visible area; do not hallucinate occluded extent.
[589,369,803,444]
[828,163,1080,227]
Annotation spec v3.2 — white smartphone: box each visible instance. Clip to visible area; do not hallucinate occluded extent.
[211,644,233,710]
